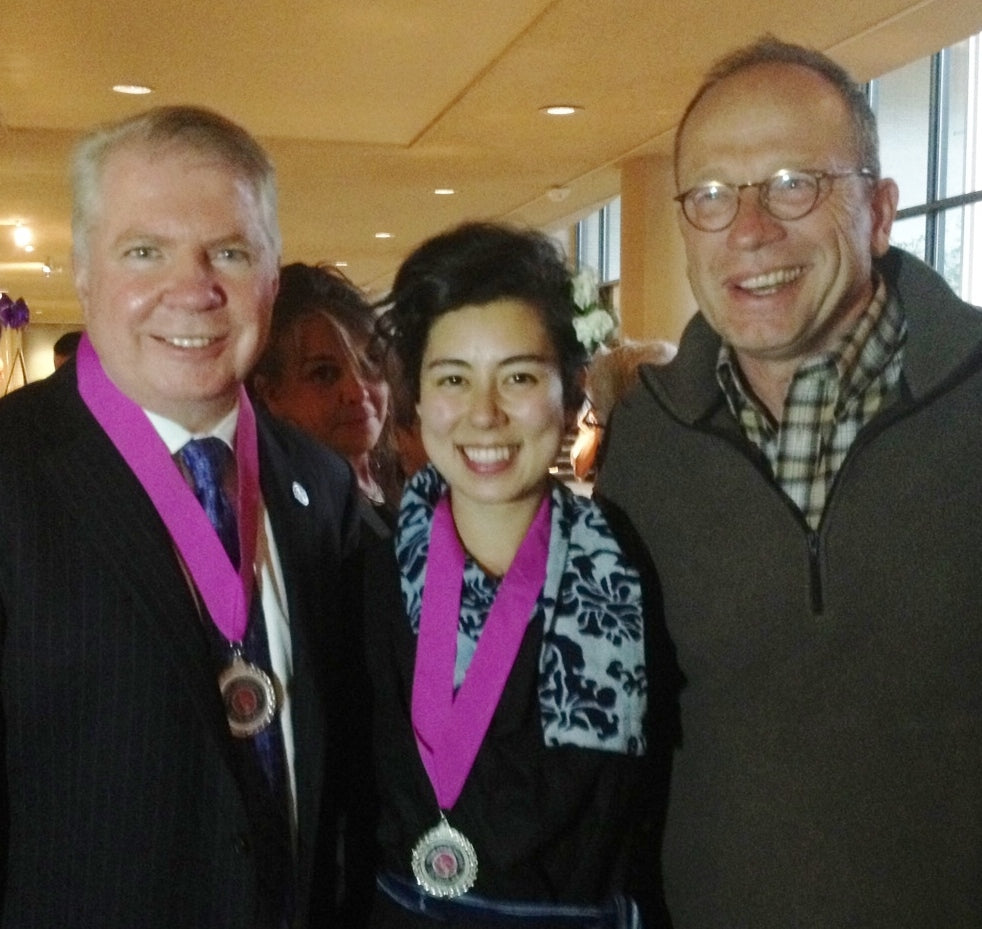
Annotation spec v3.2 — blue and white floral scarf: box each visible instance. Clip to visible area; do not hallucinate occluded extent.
[396,465,647,755]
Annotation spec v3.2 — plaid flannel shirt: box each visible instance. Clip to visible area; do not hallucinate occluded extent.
[716,277,907,529]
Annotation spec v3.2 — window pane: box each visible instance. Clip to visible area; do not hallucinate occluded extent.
[875,57,932,211]
[939,203,982,305]
[604,197,621,283]
[890,214,927,261]
[940,35,981,201]
[577,212,602,272]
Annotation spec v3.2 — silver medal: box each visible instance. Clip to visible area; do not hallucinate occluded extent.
[411,816,478,897]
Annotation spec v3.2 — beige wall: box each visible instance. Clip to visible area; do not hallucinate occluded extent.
[23,324,83,384]
[618,155,697,345]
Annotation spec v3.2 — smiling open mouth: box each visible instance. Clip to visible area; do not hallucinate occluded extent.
[737,266,804,295]
[461,445,516,465]
[160,335,221,349]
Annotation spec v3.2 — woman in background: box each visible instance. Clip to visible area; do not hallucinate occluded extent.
[570,338,677,481]
[363,222,679,928]
[251,262,400,530]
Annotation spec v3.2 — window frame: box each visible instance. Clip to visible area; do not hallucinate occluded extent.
[871,39,982,275]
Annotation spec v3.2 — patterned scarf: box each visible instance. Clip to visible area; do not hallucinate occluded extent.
[396,465,647,755]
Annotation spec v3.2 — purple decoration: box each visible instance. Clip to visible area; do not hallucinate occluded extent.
[0,293,31,330]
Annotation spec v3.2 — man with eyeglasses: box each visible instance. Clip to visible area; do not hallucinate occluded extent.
[597,36,982,929]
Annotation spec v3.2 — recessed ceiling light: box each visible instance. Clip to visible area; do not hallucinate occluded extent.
[334,261,349,268]
[12,225,32,248]
[112,84,154,96]
[434,188,455,196]
[541,105,582,116]
[374,232,393,239]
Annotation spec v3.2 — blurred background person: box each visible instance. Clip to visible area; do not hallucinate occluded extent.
[251,262,401,531]
[570,339,677,480]
[52,329,83,370]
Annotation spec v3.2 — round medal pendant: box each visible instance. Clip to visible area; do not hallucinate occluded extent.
[218,658,277,738]
[411,817,478,898]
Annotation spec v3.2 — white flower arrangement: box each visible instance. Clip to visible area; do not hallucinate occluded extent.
[570,265,617,354]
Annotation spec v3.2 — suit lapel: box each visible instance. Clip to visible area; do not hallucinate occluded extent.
[39,378,238,757]
[256,416,328,871]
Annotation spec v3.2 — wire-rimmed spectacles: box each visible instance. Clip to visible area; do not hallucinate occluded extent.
[674,168,876,232]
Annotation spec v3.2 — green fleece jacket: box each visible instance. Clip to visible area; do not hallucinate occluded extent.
[597,247,982,929]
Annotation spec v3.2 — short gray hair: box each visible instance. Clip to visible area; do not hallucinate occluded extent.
[71,105,281,265]
[675,35,881,183]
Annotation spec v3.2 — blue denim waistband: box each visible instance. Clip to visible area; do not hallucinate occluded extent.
[376,871,641,927]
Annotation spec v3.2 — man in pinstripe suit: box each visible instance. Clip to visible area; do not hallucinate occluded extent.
[0,107,365,927]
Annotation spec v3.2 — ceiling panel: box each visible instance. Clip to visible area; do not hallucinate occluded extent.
[2,0,981,324]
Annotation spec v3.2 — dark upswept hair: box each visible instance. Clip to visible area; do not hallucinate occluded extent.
[71,104,280,266]
[674,35,881,183]
[376,221,587,414]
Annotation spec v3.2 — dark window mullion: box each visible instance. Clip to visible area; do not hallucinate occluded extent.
[598,205,608,282]
[896,188,982,220]
[924,49,944,267]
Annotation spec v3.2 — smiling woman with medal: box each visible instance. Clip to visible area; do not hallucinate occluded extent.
[360,222,681,929]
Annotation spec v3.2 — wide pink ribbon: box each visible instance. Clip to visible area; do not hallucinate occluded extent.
[75,334,259,644]
[411,493,551,809]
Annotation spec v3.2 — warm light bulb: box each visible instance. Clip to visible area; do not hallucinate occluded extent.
[13,225,32,248]
[541,105,581,116]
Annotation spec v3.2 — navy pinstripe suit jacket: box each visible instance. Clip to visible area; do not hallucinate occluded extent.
[0,360,362,928]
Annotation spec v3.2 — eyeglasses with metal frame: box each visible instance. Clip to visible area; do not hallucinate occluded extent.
[674,168,876,232]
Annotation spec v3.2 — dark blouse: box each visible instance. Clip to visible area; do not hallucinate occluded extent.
[361,538,676,929]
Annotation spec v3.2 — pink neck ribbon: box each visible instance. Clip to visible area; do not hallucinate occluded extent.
[75,334,259,644]
[411,493,551,810]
